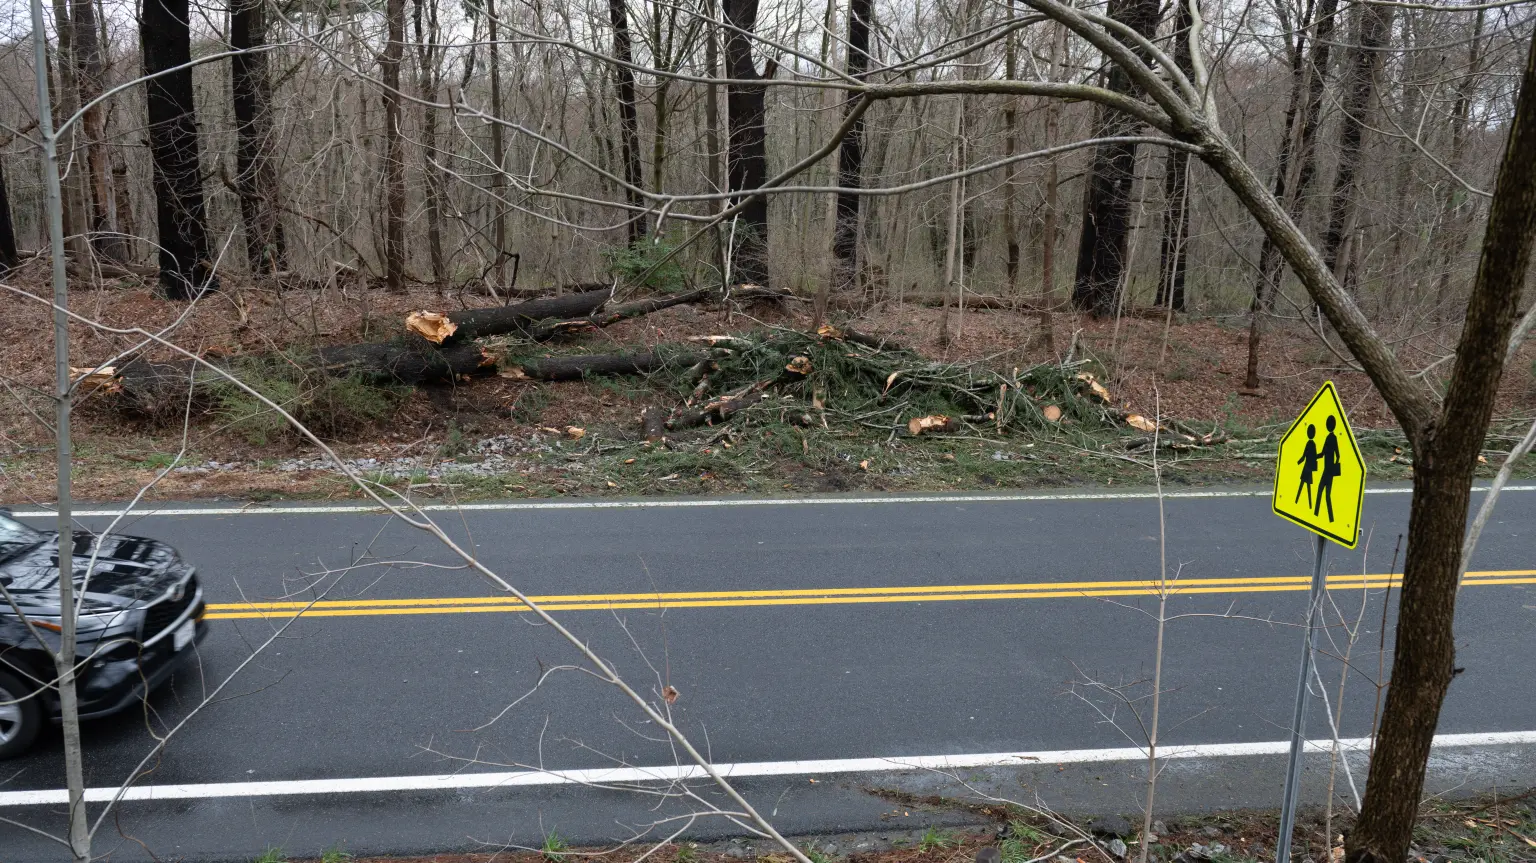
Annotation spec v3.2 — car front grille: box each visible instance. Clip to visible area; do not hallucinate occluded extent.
[143,573,198,640]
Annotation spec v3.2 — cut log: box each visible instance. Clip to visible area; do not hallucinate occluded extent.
[816,324,908,353]
[442,287,612,342]
[667,382,771,430]
[514,351,683,381]
[114,342,493,413]
[640,406,668,442]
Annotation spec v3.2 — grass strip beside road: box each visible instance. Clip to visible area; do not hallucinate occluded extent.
[204,570,1536,620]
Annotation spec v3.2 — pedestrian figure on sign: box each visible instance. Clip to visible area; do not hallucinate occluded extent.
[1294,424,1321,509]
[1314,415,1341,521]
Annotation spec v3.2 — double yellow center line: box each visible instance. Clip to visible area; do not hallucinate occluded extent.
[203,569,1536,620]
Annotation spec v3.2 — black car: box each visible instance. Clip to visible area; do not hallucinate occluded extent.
[0,508,208,758]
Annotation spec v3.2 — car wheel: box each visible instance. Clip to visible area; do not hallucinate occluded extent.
[0,667,43,759]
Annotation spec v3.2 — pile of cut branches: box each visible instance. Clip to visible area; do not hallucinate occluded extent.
[503,324,1152,442]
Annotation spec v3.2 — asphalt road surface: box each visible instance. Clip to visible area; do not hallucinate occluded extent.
[2,485,1534,861]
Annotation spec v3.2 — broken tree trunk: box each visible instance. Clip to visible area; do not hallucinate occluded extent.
[441,287,613,342]
[513,351,697,381]
[114,342,494,414]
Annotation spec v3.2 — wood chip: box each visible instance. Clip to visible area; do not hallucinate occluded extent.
[405,310,457,344]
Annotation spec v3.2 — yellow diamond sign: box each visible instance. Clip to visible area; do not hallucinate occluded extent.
[1272,381,1366,548]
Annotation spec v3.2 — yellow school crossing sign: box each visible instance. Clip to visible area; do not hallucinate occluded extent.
[1272,381,1366,548]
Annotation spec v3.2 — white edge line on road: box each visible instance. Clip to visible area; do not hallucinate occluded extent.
[2,731,1531,807]
[12,485,1536,519]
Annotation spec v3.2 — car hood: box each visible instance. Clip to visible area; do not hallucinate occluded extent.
[0,532,190,614]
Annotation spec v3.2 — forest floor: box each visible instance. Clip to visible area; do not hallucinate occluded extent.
[252,792,1536,863]
[2,270,1534,505]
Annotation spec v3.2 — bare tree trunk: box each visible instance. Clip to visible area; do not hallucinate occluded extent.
[1321,0,1394,288]
[486,0,508,281]
[1432,9,1486,315]
[1347,30,1536,863]
[381,0,406,290]
[1070,0,1159,317]
[50,0,88,261]
[1038,20,1065,354]
[1244,0,1336,391]
[831,0,872,292]
[70,0,122,261]
[723,0,770,286]
[1002,0,1019,294]
[609,0,646,245]
[939,95,963,348]
[231,0,287,274]
[413,0,446,282]
[142,0,218,298]
[703,0,726,284]
[0,159,18,272]
[1153,0,1193,312]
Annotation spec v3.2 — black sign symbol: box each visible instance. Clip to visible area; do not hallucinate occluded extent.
[1294,415,1342,521]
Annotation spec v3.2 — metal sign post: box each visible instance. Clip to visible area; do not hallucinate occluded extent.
[1275,533,1328,863]
[1269,381,1366,863]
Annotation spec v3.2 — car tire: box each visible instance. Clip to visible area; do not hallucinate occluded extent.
[0,667,43,759]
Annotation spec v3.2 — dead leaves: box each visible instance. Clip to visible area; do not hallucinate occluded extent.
[662,685,679,705]
[1124,414,1161,434]
[405,311,457,344]
[784,355,812,376]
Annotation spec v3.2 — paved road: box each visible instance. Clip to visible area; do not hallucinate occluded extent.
[2,486,1533,861]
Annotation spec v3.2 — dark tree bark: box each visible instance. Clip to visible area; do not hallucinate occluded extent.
[51,0,88,260]
[443,287,614,342]
[703,0,727,283]
[141,0,219,298]
[723,0,770,286]
[831,0,873,288]
[413,0,447,282]
[0,160,18,273]
[1243,0,1337,390]
[518,351,685,381]
[608,0,646,245]
[230,0,288,274]
[1347,29,1536,863]
[70,0,124,261]
[1070,0,1160,317]
[1432,10,1487,313]
[485,0,509,282]
[1154,0,1194,312]
[1321,0,1394,287]
[381,0,407,291]
[116,342,495,413]
[1002,0,1020,293]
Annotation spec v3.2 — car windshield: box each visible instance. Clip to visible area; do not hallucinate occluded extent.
[0,510,43,562]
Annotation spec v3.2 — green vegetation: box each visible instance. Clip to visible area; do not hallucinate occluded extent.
[319,847,352,863]
[918,828,958,852]
[542,830,570,860]
[605,232,690,294]
[252,848,286,863]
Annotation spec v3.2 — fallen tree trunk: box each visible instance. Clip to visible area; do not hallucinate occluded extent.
[512,350,693,381]
[114,342,493,413]
[442,287,612,342]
